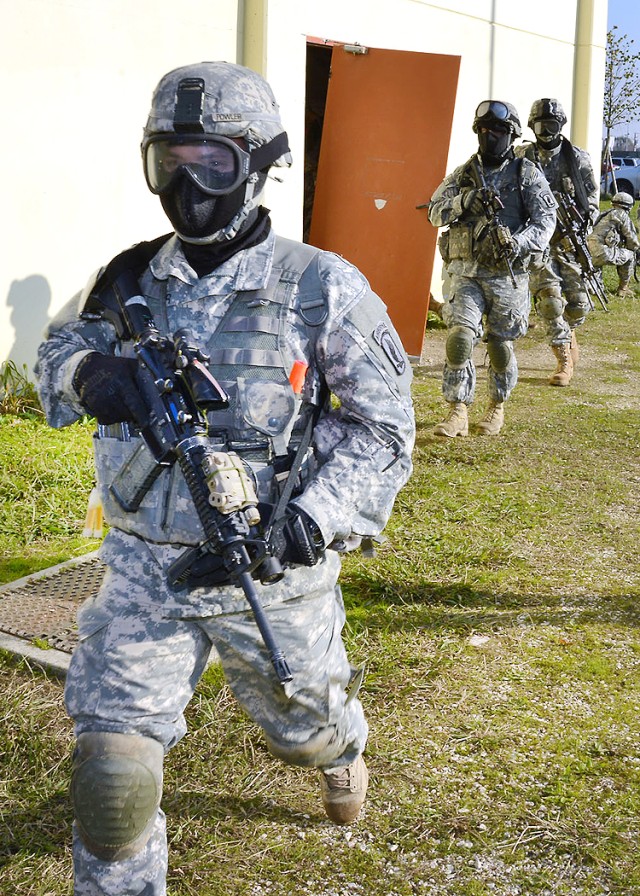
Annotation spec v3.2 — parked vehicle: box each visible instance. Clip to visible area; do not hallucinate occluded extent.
[611,156,640,168]
[601,160,640,199]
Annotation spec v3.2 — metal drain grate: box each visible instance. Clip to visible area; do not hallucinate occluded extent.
[0,555,105,653]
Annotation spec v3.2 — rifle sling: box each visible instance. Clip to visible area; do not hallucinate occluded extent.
[270,383,328,525]
[561,137,590,218]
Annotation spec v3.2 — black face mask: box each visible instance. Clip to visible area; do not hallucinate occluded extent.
[536,131,562,150]
[478,128,512,165]
[160,173,247,241]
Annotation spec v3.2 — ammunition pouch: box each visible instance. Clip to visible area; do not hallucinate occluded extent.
[446,224,474,261]
[438,230,451,264]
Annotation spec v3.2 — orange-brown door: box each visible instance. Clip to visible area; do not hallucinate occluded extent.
[309,45,460,357]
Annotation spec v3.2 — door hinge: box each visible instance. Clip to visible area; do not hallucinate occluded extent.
[343,43,368,55]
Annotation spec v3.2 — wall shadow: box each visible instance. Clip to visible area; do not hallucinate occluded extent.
[5,275,52,373]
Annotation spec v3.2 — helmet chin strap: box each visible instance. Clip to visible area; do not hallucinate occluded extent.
[176,173,262,246]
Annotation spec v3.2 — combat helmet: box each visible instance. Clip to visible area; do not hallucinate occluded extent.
[141,62,292,244]
[528,98,567,129]
[142,61,292,167]
[472,101,522,138]
[611,191,634,209]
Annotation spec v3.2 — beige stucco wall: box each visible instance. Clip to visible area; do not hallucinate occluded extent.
[1,0,239,373]
[255,0,608,302]
[2,0,607,372]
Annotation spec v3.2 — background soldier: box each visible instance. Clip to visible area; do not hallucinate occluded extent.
[428,100,556,437]
[35,62,415,896]
[516,98,599,387]
[587,191,639,298]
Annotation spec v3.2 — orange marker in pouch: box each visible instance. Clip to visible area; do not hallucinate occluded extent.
[288,360,309,394]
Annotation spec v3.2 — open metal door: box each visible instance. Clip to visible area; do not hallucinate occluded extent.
[309,44,460,357]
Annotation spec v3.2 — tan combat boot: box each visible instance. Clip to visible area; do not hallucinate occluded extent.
[320,755,369,825]
[570,331,579,367]
[433,402,468,437]
[548,344,573,386]
[476,401,504,435]
[616,277,631,297]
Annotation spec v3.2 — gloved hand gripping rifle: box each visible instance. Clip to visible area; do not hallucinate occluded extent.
[470,157,518,288]
[85,269,293,685]
[555,181,609,312]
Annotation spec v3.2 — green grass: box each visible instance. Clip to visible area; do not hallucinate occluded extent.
[1,266,640,894]
[0,416,99,583]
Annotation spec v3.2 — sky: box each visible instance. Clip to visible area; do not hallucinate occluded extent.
[607,0,640,143]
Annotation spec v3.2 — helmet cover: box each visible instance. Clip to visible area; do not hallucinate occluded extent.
[611,191,634,209]
[473,100,522,138]
[527,98,567,130]
[142,61,292,167]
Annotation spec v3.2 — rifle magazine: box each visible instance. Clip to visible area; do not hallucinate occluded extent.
[110,439,167,512]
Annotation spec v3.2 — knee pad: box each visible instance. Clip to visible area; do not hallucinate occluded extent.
[72,732,164,861]
[536,288,564,321]
[564,297,590,325]
[445,326,475,368]
[486,337,513,374]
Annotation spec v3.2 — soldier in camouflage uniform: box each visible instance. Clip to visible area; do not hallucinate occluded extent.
[35,62,414,896]
[516,98,599,386]
[428,100,556,437]
[587,191,639,297]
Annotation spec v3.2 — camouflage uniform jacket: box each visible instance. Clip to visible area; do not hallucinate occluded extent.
[515,139,599,231]
[36,229,415,553]
[588,207,640,256]
[428,152,557,278]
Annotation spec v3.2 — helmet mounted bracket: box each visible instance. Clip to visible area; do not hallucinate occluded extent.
[174,78,206,133]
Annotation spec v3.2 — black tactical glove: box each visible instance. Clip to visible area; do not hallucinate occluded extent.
[72,352,148,425]
[267,506,325,567]
[460,188,486,217]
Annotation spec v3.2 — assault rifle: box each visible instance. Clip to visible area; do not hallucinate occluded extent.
[554,183,609,312]
[470,157,518,287]
[84,269,293,685]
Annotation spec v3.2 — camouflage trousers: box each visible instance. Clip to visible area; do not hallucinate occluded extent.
[65,530,367,896]
[590,244,635,283]
[441,272,530,404]
[529,247,592,344]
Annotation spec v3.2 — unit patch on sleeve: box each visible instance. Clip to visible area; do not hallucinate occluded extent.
[373,321,407,375]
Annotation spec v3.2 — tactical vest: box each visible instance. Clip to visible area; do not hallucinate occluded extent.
[444,156,526,264]
[459,156,526,234]
[89,237,328,546]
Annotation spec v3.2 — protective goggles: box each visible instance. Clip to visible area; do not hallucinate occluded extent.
[475,101,510,122]
[533,119,562,136]
[143,134,251,196]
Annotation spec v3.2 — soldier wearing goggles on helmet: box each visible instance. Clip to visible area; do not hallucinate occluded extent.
[143,134,251,196]
[35,61,415,896]
[516,98,599,387]
[427,99,556,437]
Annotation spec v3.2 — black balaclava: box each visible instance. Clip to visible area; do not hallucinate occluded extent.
[160,175,247,241]
[181,205,272,277]
[478,126,513,166]
[160,168,270,243]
